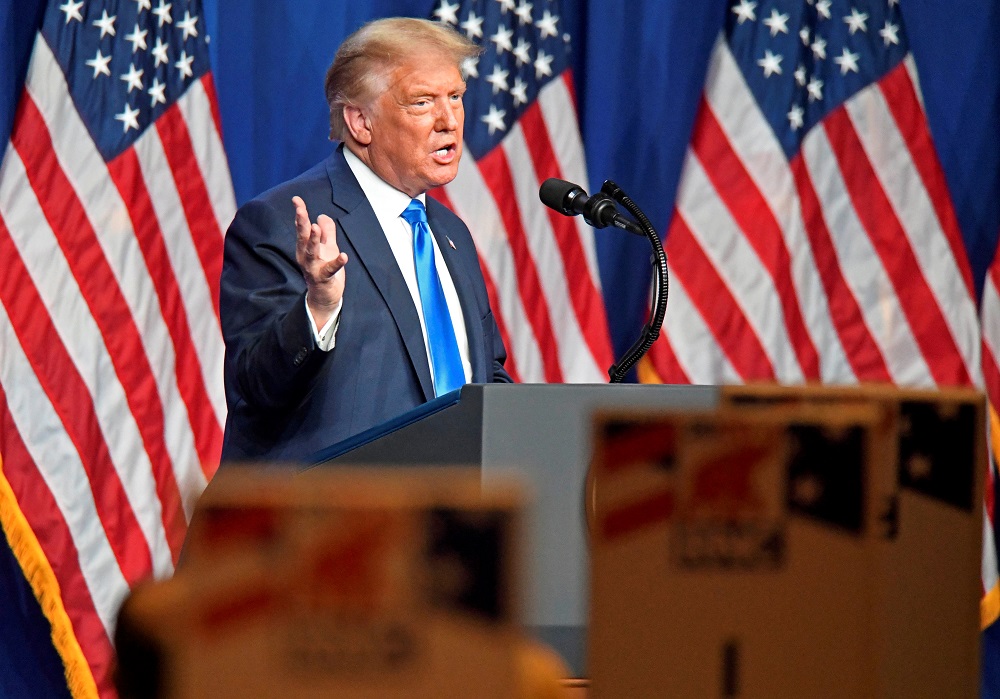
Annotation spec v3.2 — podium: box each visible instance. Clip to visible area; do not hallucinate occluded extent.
[309,383,720,675]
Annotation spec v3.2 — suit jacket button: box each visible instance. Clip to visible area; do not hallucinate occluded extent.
[293,347,308,366]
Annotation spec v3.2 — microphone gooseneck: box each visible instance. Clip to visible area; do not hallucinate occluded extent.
[537,178,669,383]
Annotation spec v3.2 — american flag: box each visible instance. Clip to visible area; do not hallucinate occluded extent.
[980,231,1000,627]
[430,0,613,383]
[0,0,233,695]
[639,0,1000,625]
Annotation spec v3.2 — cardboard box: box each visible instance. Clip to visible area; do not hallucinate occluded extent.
[588,389,983,698]
[119,468,526,699]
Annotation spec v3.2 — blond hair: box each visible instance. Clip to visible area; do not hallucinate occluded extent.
[324,17,480,141]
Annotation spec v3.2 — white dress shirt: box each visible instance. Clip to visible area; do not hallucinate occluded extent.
[306,147,472,390]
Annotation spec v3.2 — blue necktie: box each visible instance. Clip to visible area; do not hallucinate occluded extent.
[401,199,465,396]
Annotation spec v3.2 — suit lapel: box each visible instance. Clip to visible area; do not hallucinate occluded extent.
[427,201,488,383]
[325,150,435,400]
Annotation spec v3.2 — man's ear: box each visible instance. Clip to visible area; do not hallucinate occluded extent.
[343,105,372,146]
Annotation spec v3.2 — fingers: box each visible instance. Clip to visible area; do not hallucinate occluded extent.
[306,215,339,265]
[293,196,311,242]
[293,196,316,263]
[291,197,346,311]
[315,216,344,277]
[321,252,349,279]
[292,198,346,280]
[315,214,336,248]
[293,198,328,257]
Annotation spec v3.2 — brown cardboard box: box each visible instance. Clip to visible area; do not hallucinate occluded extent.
[722,384,985,696]
[587,391,981,698]
[119,468,527,699]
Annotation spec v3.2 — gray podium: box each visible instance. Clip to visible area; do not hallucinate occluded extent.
[310,383,719,675]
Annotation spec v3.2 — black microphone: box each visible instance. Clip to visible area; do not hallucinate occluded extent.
[539,178,643,235]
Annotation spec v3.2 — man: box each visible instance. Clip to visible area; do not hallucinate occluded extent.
[219,17,512,464]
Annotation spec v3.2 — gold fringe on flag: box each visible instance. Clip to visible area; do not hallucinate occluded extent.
[0,454,99,699]
[635,355,663,385]
[983,406,1000,629]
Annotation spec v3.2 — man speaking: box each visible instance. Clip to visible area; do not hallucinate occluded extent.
[219,17,512,464]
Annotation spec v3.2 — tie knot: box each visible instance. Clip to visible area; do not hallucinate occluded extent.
[401,199,428,227]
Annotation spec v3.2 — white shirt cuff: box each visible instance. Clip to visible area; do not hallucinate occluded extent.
[305,295,342,351]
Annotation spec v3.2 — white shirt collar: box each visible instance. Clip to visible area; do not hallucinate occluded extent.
[342,145,425,221]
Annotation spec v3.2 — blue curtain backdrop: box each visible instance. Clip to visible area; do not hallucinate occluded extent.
[1,0,999,696]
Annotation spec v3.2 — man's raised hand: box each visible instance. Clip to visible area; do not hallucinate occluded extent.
[293,195,348,327]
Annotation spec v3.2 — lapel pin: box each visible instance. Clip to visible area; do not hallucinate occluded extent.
[446,236,456,250]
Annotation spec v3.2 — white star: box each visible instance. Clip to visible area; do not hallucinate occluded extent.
[880,21,900,46]
[491,24,514,54]
[497,0,516,11]
[148,76,167,106]
[794,64,807,86]
[481,104,507,135]
[125,23,148,53]
[757,49,783,77]
[815,0,832,19]
[833,47,860,74]
[433,0,459,25]
[174,49,194,79]
[731,0,757,24]
[120,63,144,93]
[460,11,483,39]
[787,104,804,131]
[115,103,141,132]
[888,0,899,6]
[460,55,479,79]
[134,0,152,10]
[153,0,172,27]
[513,38,532,66]
[485,64,509,94]
[514,0,533,25]
[177,10,199,40]
[85,49,112,78]
[799,26,810,45]
[807,76,824,102]
[762,8,789,36]
[533,50,553,79]
[536,9,559,39]
[811,36,827,60]
[844,7,868,34]
[59,0,83,23]
[151,36,169,67]
[92,9,116,38]
[511,77,528,106]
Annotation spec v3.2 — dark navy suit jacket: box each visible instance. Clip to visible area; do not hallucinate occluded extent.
[219,146,512,464]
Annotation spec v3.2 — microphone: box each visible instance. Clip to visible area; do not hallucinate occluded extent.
[539,178,643,235]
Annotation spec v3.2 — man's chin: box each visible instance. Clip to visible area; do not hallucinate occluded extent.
[428,164,461,189]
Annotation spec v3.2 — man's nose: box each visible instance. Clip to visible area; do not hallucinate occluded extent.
[436,101,460,130]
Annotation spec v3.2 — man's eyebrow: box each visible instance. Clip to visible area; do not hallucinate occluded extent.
[404,84,465,100]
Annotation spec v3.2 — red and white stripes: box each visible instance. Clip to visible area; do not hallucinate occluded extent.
[0,34,233,697]
[651,38,979,390]
[978,247,1000,624]
[645,34,997,625]
[443,72,614,384]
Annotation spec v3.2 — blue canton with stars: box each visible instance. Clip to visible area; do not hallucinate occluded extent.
[42,0,211,162]
[433,0,572,161]
[727,0,908,159]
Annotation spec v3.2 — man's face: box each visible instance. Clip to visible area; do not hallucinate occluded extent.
[364,53,466,197]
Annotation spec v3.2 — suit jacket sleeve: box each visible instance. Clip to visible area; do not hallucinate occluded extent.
[490,313,513,384]
[483,288,513,384]
[220,196,329,413]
